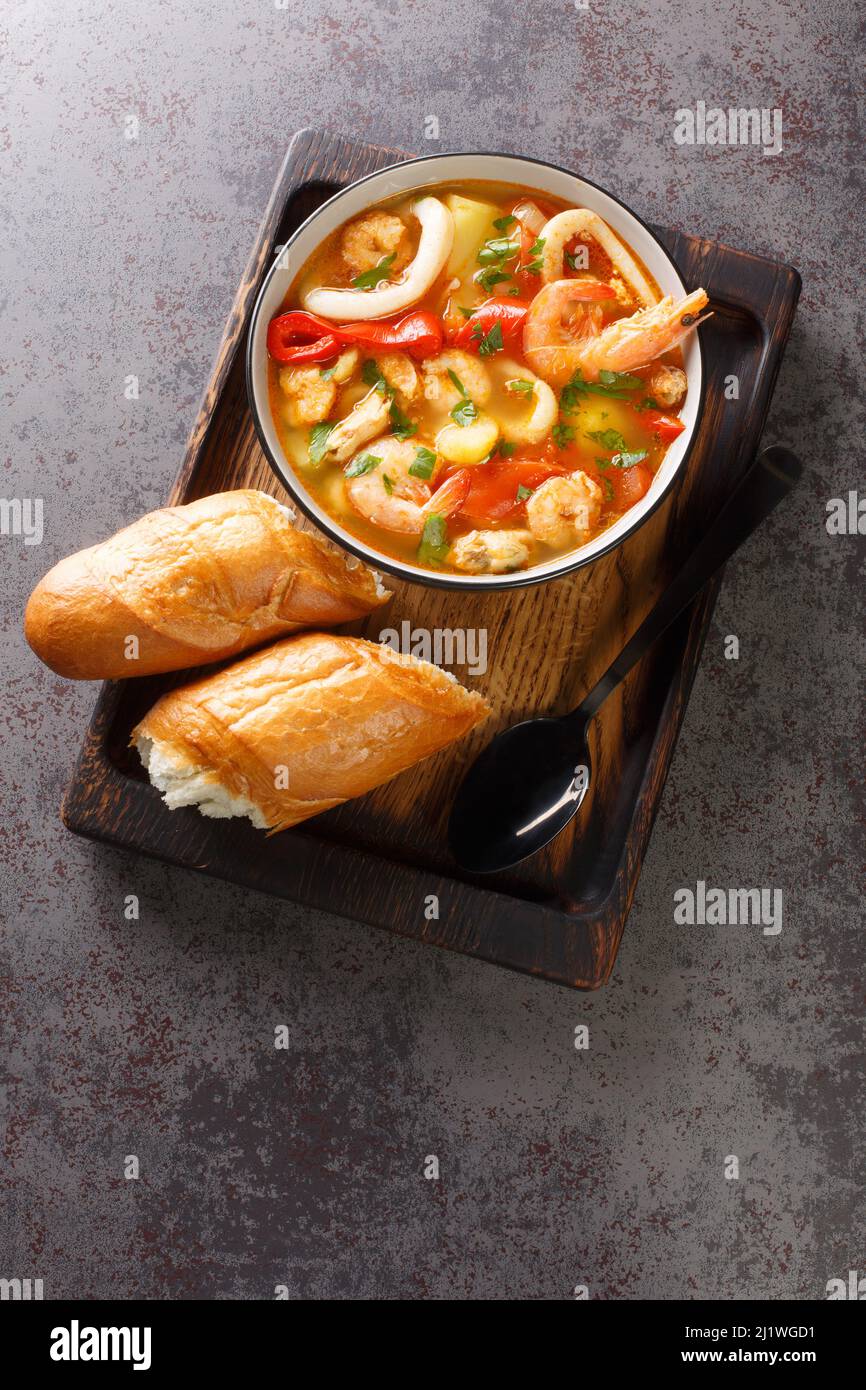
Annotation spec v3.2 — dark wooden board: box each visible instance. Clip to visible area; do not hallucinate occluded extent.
[61,128,801,989]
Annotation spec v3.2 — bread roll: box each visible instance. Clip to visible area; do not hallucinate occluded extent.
[132,632,489,833]
[24,490,389,679]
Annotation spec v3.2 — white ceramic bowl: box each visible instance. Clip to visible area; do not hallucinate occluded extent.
[247,152,705,590]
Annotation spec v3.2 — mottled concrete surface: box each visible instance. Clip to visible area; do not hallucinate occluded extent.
[1,0,863,1301]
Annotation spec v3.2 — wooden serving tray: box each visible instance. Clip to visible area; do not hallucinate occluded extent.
[62,128,800,989]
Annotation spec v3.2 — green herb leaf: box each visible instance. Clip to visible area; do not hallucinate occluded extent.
[594,456,611,470]
[586,427,627,452]
[552,422,576,448]
[475,267,511,293]
[447,367,467,397]
[523,236,546,275]
[498,440,517,458]
[610,449,648,468]
[382,474,394,495]
[451,397,478,428]
[457,305,475,319]
[408,445,437,480]
[560,368,644,412]
[352,253,396,290]
[506,378,535,396]
[477,236,520,265]
[308,421,334,463]
[362,358,391,395]
[516,484,533,502]
[418,513,450,565]
[389,400,417,440]
[603,477,615,502]
[344,452,381,478]
[493,214,516,232]
[473,320,504,356]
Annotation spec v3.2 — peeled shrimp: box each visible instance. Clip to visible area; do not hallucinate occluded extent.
[279,365,336,427]
[539,209,659,307]
[450,529,535,574]
[318,389,390,465]
[341,212,411,277]
[372,351,418,401]
[303,197,454,322]
[522,278,615,388]
[574,289,710,381]
[526,471,603,550]
[345,436,462,535]
[421,349,492,408]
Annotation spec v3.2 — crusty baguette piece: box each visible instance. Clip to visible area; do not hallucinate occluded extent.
[24,489,389,679]
[132,632,490,833]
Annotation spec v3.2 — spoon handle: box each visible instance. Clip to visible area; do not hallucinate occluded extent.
[576,445,802,720]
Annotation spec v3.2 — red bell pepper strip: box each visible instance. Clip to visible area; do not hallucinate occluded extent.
[333,310,443,360]
[450,297,530,352]
[267,310,340,364]
[640,409,685,442]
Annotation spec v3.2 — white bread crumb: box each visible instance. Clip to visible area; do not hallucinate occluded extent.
[136,733,269,829]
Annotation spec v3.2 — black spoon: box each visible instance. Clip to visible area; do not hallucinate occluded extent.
[449,445,802,874]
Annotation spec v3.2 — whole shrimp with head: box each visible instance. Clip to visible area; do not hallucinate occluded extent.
[524,278,710,387]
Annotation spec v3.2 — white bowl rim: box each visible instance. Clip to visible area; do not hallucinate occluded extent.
[246,150,706,591]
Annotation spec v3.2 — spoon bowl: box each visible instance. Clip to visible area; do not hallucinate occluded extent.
[449,717,591,873]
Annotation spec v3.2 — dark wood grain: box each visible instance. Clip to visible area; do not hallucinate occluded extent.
[61,128,801,989]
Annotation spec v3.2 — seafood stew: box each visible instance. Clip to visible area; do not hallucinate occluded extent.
[265,181,709,577]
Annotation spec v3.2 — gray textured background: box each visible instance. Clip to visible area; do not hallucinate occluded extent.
[2,0,864,1300]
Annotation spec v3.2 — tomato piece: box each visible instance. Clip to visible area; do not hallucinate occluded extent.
[450,298,529,352]
[608,464,654,511]
[640,409,685,442]
[458,460,566,525]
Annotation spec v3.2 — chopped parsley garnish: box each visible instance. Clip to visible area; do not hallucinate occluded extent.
[362,359,391,395]
[560,368,644,413]
[594,456,611,470]
[493,213,517,232]
[457,305,475,318]
[523,236,546,276]
[451,397,478,427]
[603,477,615,502]
[408,445,437,479]
[516,484,533,502]
[344,452,381,478]
[552,422,576,449]
[472,320,504,356]
[586,427,628,452]
[506,378,535,396]
[389,399,417,440]
[610,449,648,468]
[352,253,396,290]
[382,473,394,495]
[447,367,478,427]
[418,513,450,565]
[498,440,517,458]
[639,396,660,410]
[477,236,520,264]
[475,266,511,293]
[308,421,334,463]
[474,231,520,293]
